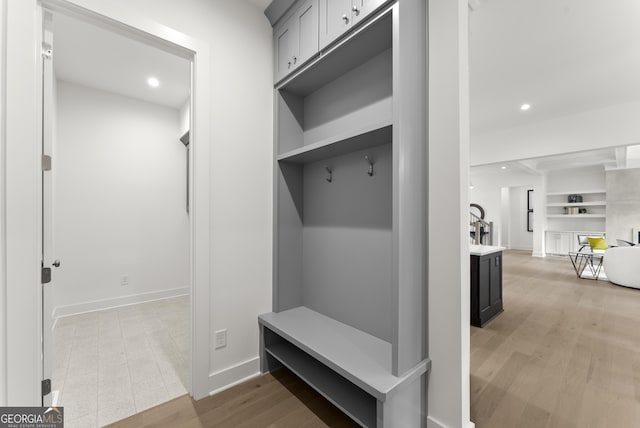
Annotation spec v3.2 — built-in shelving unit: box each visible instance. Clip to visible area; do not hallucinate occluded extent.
[261,1,428,426]
[545,189,607,255]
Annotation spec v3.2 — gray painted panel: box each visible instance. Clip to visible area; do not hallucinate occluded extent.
[276,163,304,311]
[277,91,304,155]
[296,0,319,65]
[265,0,298,27]
[279,124,391,164]
[303,49,392,146]
[392,0,427,376]
[280,11,392,96]
[303,144,392,341]
[380,374,426,427]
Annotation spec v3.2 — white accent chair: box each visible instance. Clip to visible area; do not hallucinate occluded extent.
[604,247,640,289]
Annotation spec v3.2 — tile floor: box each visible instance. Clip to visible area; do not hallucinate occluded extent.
[52,296,190,427]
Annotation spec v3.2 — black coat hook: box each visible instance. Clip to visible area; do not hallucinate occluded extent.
[325,166,333,183]
[365,156,374,176]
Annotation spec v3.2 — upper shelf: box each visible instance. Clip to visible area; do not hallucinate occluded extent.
[278,8,392,97]
[278,123,392,164]
[546,190,606,196]
[546,202,607,207]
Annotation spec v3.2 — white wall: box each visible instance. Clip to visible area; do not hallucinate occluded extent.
[606,168,640,242]
[61,0,274,392]
[470,168,544,255]
[428,0,473,427]
[65,0,274,392]
[0,0,7,406]
[53,81,189,316]
[508,186,533,250]
[471,99,640,166]
[3,0,272,403]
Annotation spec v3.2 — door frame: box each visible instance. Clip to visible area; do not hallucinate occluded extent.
[3,0,212,403]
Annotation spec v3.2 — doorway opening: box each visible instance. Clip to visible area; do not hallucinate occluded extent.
[41,7,194,425]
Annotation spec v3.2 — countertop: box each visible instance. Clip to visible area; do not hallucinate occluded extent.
[470,245,506,256]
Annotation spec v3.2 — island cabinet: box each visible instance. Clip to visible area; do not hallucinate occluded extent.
[470,250,504,328]
[262,1,428,426]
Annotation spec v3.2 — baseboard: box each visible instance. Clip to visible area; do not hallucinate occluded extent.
[208,357,260,396]
[427,416,475,428]
[53,287,189,319]
[532,251,545,258]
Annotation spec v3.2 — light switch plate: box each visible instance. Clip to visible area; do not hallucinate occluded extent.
[215,329,227,349]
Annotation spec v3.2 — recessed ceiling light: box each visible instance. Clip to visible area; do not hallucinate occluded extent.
[147,77,160,88]
[520,103,531,111]
[501,166,507,170]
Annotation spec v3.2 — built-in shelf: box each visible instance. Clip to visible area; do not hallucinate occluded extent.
[547,214,606,218]
[546,201,607,207]
[546,190,606,196]
[279,10,392,95]
[277,123,391,164]
[259,306,429,402]
[265,341,376,427]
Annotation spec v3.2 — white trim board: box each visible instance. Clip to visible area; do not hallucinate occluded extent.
[428,416,476,428]
[208,357,261,396]
[52,287,189,319]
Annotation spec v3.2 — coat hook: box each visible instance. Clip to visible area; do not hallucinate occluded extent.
[325,166,333,183]
[365,156,374,176]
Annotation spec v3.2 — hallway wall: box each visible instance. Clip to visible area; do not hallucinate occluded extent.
[54,81,189,316]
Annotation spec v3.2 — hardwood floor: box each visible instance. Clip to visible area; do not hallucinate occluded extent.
[107,368,358,428]
[471,250,640,427]
[110,250,640,427]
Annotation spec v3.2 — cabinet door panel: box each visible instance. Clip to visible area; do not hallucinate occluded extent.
[275,20,296,82]
[319,0,352,49]
[352,0,387,25]
[296,0,319,67]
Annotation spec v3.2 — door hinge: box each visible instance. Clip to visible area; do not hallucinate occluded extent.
[41,379,51,397]
[42,155,52,171]
[41,266,51,284]
[42,43,52,60]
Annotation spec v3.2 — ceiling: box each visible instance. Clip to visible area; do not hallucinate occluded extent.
[53,13,191,109]
[470,0,640,136]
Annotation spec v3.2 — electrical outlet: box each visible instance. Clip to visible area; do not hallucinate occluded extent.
[120,274,129,286]
[215,329,227,349]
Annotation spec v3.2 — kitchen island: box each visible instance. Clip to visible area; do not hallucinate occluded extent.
[470,245,505,327]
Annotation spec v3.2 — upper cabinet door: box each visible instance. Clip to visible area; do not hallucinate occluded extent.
[295,0,319,67]
[275,17,298,83]
[319,0,352,49]
[274,0,319,83]
[351,0,387,25]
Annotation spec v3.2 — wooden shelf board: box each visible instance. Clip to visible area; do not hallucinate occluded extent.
[546,190,606,196]
[277,123,392,164]
[546,202,607,207]
[266,342,376,427]
[547,214,606,218]
[259,306,429,402]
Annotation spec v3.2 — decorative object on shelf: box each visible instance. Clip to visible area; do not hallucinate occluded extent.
[527,189,533,232]
[564,207,578,215]
[579,208,587,214]
[568,194,583,203]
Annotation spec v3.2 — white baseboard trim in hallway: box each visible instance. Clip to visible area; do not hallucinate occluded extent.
[52,286,189,319]
[208,357,260,396]
[427,416,475,428]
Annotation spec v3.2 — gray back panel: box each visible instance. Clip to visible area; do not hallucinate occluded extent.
[276,162,305,310]
[302,143,392,341]
[303,49,392,146]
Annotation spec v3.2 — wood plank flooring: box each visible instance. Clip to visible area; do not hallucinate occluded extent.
[471,250,640,427]
[110,250,640,427]
[107,368,358,428]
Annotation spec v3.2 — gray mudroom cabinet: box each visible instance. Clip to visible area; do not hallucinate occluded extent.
[274,0,319,82]
[261,1,429,426]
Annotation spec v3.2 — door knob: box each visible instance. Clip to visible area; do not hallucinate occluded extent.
[53,260,61,268]
[352,5,360,14]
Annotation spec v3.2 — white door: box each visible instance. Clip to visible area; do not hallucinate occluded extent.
[41,10,56,407]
